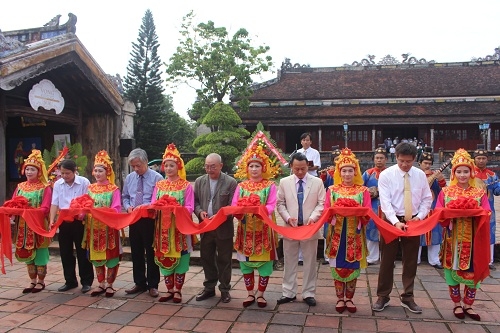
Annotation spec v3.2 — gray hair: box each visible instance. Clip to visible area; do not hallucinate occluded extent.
[206,153,222,163]
[128,148,148,164]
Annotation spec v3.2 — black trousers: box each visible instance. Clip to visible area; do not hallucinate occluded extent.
[200,230,233,292]
[129,217,159,289]
[58,220,94,286]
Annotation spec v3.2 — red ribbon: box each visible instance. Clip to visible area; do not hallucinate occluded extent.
[3,196,31,209]
[447,197,479,209]
[0,202,490,282]
[237,194,261,207]
[69,194,94,209]
[333,198,361,207]
[153,195,180,207]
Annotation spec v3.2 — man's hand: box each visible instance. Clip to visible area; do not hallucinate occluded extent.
[287,217,298,227]
[395,222,407,231]
[306,218,315,226]
[127,207,134,213]
[200,211,208,220]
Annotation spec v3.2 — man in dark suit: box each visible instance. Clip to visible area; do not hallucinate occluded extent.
[194,153,237,303]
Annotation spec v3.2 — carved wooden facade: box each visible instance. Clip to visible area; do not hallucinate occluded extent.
[0,14,135,203]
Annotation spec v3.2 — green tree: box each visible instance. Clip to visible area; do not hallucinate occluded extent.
[185,102,249,174]
[123,10,195,158]
[166,11,273,121]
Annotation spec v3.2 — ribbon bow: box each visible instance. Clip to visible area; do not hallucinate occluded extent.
[333,198,360,207]
[447,196,479,209]
[2,196,31,209]
[237,194,261,206]
[153,194,180,207]
[69,194,95,209]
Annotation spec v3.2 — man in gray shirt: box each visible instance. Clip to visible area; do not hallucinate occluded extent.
[194,153,237,303]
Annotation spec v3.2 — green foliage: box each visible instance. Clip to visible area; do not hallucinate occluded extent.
[190,102,249,172]
[184,156,205,174]
[202,102,242,131]
[166,11,273,122]
[123,10,195,158]
[42,141,88,178]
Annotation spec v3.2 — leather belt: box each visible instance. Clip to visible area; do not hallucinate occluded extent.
[395,214,417,223]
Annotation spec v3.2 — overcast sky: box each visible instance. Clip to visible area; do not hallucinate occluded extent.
[2,0,500,119]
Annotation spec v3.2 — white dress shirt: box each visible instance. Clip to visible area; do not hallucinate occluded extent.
[297,147,321,176]
[378,164,432,225]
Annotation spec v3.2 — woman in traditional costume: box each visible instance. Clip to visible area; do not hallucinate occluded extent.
[85,150,122,297]
[435,148,490,321]
[324,148,371,313]
[232,143,279,308]
[12,149,52,293]
[417,149,447,268]
[151,143,194,303]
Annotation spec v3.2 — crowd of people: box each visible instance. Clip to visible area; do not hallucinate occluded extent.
[5,131,498,322]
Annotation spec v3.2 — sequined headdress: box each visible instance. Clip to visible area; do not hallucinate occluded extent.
[22,149,48,185]
[334,148,363,185]
[162,143,186,180]
[450,148,476,187]
[234,131,284,180]
[94,150,115,184]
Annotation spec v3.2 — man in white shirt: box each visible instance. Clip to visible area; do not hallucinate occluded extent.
[49,159,94,293]
[297,132,321,177]
[372,143,432,314]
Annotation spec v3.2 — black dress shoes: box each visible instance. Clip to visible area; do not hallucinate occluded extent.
[125,285,146,294]
[220,291,231,303]
[149,288,159,297]
[58,284,77,292]
[432,264,444,269]
[277,296,296,304]
[196,289,216,301]
[81,285,92,293]
[304,297,317,306]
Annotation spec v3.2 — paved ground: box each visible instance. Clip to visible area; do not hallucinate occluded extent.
[0,255,499,332]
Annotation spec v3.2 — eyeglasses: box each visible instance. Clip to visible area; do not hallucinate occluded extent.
[204,164,219,170]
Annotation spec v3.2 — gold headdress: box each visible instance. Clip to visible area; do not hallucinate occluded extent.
[22,149,48,185]
[94,150,115,184]
[234,131,284,180]
[419,146,434,164]
[473,148,488,158]
[334,148,363,185]
[450,148,475,187]
[374,147,388,158]
[162,143,186,180]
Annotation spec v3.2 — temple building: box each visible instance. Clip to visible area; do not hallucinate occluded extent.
[0,14,135,203]
[234,53,500,155]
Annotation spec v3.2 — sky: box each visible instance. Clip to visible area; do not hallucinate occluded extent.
[2,0,500,120]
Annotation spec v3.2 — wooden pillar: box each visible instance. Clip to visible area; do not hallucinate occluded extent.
[318,127,322,151]
[430,127,434,149]
[0,91,5,204]
[372,128,376,151]
[0,118,5,204]
[487,128,491,151]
